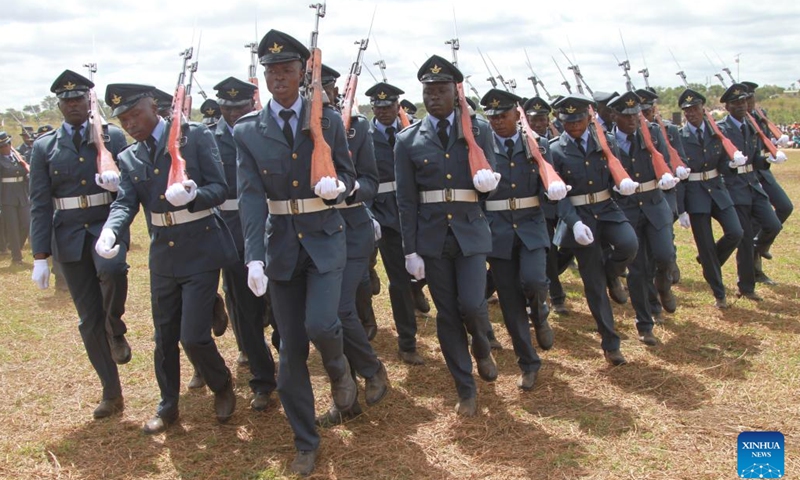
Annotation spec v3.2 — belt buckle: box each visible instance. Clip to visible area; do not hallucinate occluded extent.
[164,212,174,227]
[509,198,517,210]
[444,188,454,202]
[79,195,88,209]
[702,171,710,181]
[290,199,300,215]
[587,192,597,204]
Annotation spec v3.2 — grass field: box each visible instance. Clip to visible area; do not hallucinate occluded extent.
[1,152,798,479]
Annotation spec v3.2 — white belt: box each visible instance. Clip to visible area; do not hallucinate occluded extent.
[485,196,540,211]
[334,201,363,210]
[736,164,754,174]
[150,208,214,227]
[53,192,112,210]
[378,181,396,194]
[1,176,24,183]
[634,179,658,193]
[569,189,611,206]
[218,199,238,211]
[267,197,332,215]
[687,169,719,181]
[419,189,478,203]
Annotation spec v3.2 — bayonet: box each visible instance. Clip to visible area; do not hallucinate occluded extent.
[477,48,498,88]
[552,56,572,94]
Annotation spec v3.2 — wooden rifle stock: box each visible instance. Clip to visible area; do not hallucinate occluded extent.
[306,48,336,185]
[703,110,739,161]
[637,113,672,179]
[397,107,411,129]
[10,146,29,174]
[456,83,491,176]
[87,88,119,175]
[167,84,189,186]
[756,107,783,139]
[745,112,778,157]
[516,105,563,190]
[587,105,630,186]
[340,73,359,132]
[654,111,687,171]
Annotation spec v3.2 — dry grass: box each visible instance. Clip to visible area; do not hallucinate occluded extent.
[1,153,799,479]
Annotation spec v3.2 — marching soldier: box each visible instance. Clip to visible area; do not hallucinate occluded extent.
[0,132,30,264]
[152,89,174,119]
[593,91,618,133]
[211,76,277,411]
[549,94,639,365]
[676,88,743,308]
[233,30,357,476]
[395,55,499,416]
[29,70,131,419]
[18,127,35,162]
[364,80,426,363]
[200,98,221,129]
[716,84,782,301]
[96,83,238,433]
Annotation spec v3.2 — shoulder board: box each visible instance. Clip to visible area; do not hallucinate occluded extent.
[398,119,423,136]
[548,136,560,145]
[236,110,260,124]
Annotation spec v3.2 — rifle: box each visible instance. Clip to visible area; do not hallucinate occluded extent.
[183,33,202,120]
[477,48,499,89]
[516,103,564,191]
[166,47,193,187]
[523,49,553,100]
[370,33,410,129]
[83,62,119,176]
[558,55,630,187]
[717,57,785,141]
[305,2,337,185]
[341,11,375,132]
[5,112,31,172]
[486,53,514,93]
[552,57,572,94]
[245,41,263,110]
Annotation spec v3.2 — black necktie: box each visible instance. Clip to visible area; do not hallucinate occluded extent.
[575,137,586,156]
[504,138,515,160]
[437,119,450,148]
[697,128,703,145]
[72,125,83,151]
[146,136,157,162]
[627,133,636,157]
[386,126,396,147]
[279,109,295,148]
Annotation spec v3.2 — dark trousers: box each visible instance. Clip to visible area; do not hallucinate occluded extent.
[355,248,377,331]
[690,205,743,299]
[221,259,277,395]
[733,196,781,294]
[423,233,492,401]
[759,172,794,226]
[1,203,29,261]
[340,249,381,379]
[572,220,638,351]
[269,247,346,452]
[545,217,570,305]
[627,215,675,333]
[151,269,230,418]
[60,234,127,400]
[377,227,418,353]
[487,237,544,373]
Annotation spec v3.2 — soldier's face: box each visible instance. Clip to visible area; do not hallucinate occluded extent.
[0,143,10,156]
[422,82,456,119]
[23,136,33,146]
[117,98,159,142]
[528,113,549,137]
[322,83,338,107]
[615,113,638,135]
[58,94,90,126]
[265,60,303,108]
[373,103,399,126]
[597,104,616,125]
[746,96,755,111]
[683,104,704,128]
[725,97,747,121]
[220,102,254,127]
[641,107,655,122]
[563,116,589,140]
[488,108,518,138]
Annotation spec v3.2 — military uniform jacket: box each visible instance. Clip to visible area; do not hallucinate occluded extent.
[340,114,379,259]
[234,98,356,281]
[394,113,496,258]
[104,121,238,277]
[613,125,673,230]
[535,139,559,221]
[550,129,629,249]
[0,154,29,206]
[17,143,32,163]
[369,119,401,232]
[485,134,550,260]
[29,124,128,263]
[749,112,779,187]
[678,121,734,215]
[214,120,245,252]
[717,116,768,206]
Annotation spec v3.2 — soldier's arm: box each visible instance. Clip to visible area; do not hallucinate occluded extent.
[28,140,53,257]
[347,120,379,205]
[187,125,227,212]
[103,152,141,237]
[327,111,357,205]
[233,124,268,265]
[394,136,418,255]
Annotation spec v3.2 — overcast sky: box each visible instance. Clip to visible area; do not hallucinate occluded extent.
[2,0,799,113]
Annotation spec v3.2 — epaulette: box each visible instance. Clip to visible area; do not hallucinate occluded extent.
[235,110,260,124]
[548,136,560,145]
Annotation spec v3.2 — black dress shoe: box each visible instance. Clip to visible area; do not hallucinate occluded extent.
[714,297,729,309]
[236,351,249,366]
[398,349,425,365]
[212,294,229,337]
[670,262,681,285]
[737,291,763,302]
[215,377,236,423]
[608,277,628,304]
[143,413,178,434]
[603,349,628,366]
[533,320,554,351]
[517,370,538,391]
[552,302,568,315]
[652,310,665,325]
[108,335,132,365]
[315,399,363,428]
[488,338,503,350]
[412,287,431,313]
[188,369,206,389]
[369,267,381,295]
[363,323,378,341]
[330,358,357,410]
[93,397,124,419]
[455,397,477,417]
[761,249,773,260]
[250,391,272,412]
[638,331,659,346]
[476,354,498,382]
[659,289,677,314]
[365,362,389,406]
[755,272,777,285]
[290,449,318,477]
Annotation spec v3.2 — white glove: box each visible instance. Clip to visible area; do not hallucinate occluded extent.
[729,150,747,169]
[246,260,268,297]
[675,165,691,180]
[348,180,361,197]
[472,168,501,193]
[768,151,787,164]
[545,181,570,201]
[572,221,594,246]
[658,172,679,190]
[165,180,198,206]
[95,170,120,192]
[314,176,347,200]
[679,212,691,229]
[95,228,120,259]
[372,218,382,242]
[778,134,790,147]
[613,178,639,196]
[404,253,425,280]
[32,259,50,290]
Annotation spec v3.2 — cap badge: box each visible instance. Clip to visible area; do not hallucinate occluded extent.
[377,91,387,100]
[733,89,741,95]
[227,88,239,98]
[532,103,542,110]
[205,108,215,115]
[625,98,636,107]
[268,43,283,54]
[565,105,577,114]
[111,94,122,105]
[685,95,693,102]
[64,82,76,91]
[430,64,442,74]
